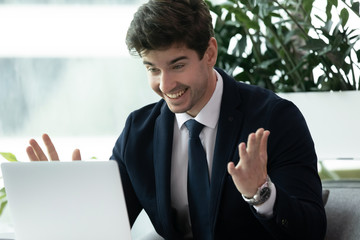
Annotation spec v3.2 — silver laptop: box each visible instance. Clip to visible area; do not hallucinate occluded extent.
[1,160,132,240]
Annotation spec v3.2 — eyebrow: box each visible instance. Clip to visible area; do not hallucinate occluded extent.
[143,56,189,66]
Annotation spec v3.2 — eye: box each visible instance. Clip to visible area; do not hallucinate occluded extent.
[147,67,160,74]
[173,64,185,70]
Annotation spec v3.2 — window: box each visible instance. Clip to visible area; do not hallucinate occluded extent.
[0,0,159,161]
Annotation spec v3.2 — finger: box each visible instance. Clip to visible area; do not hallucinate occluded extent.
[29,138,48,161]
[246,132,257,154]
[255,128,265,142]
[247,128,264,154]
[238,142,247,163]
[254,128,264,150]
[42,134,59,161]
[259,130,270,161]
[26,146,39,161]
[227,162,236,176]
[72,149,81,161]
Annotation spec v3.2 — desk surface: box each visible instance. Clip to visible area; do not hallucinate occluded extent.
[0,209,163,240]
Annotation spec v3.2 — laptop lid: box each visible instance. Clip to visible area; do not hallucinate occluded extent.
[1,160,131,240]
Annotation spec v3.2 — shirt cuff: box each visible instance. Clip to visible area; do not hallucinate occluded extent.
[253,181,276,218]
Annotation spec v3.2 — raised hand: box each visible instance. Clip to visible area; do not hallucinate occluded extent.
[227,128,270,198]
[26,133,81,161]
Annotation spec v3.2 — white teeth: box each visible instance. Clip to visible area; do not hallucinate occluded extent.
[166,89,186,99]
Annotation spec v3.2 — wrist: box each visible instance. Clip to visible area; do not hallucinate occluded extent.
[242,175,272,206]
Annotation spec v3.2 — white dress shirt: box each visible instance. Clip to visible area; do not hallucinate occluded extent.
[170,69,276,236]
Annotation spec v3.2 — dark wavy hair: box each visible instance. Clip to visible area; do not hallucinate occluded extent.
[126,0,214,59]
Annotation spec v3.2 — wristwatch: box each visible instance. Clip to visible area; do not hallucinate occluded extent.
[242,175,272,206]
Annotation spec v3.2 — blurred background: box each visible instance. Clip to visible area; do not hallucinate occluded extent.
[0,0,161,161]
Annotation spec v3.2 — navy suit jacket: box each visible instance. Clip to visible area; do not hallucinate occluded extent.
[111,68,326,240]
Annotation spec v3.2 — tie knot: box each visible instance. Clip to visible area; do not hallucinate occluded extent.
[185,119,204,138]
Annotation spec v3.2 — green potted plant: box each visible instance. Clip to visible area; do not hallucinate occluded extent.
[206,0,359,92]
[205,0,360,181]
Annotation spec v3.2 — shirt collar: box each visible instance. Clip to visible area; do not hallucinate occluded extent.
[176,69,223,129]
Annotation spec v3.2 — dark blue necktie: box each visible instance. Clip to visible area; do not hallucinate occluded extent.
[185,119,210,239]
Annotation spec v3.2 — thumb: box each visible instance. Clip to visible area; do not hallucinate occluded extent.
[72,149,81,161]
[227,162,236,176]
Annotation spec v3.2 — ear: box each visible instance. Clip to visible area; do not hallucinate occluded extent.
[205,37,218,67]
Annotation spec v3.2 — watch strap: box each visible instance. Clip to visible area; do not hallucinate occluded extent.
[242,175,272,206]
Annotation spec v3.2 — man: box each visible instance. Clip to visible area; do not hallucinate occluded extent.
[27,0,327,239]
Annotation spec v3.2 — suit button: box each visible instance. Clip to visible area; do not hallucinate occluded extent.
[281,219,289,228]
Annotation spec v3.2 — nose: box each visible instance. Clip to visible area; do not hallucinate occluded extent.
[159,71,174,93]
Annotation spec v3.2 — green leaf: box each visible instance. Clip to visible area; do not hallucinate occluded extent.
[325,1,333,21]
[351,2,359,15]
[320,20,333,37]
[356,49,360,63]
[306,52,321,66]
[269,12,282,18]
[252,5,259,15]
[0,187,6,200]
[232,8,260,30]
[258,58,279,69]
[329,0,338,7]
[302,0,315,14]
[232,35,247,56]
[0,201,7,216]
[0,187,7,216]
[302,38,328,51]
[234,71,249,83]
[314,14,326,24]
[219,2,237,11]
[340,8,349,27]
[284,29,298,45]
[0,152,18,162]
[318,45,332,56]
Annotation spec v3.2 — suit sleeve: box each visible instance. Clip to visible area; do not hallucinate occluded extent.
[255,99,326,240]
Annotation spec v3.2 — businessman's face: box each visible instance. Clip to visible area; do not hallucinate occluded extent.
[142,38,218,117]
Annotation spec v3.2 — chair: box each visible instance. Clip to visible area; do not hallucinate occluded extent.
[322,180,360,240]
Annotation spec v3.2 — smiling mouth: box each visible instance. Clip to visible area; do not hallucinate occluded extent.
[165,88,188,99]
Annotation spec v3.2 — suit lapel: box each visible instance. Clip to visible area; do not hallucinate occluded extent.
[209,69,244,229]
[153,102,177,237]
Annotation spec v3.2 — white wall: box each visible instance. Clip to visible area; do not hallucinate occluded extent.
[279,91,360,160]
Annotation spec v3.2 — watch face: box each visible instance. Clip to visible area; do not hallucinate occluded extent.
[242,177,272,206]
[260,187,271,200]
